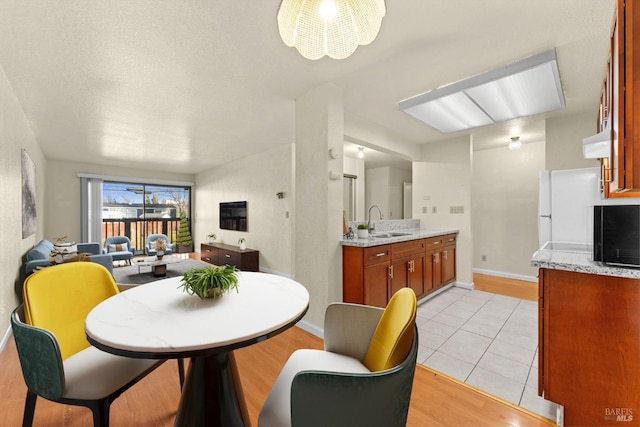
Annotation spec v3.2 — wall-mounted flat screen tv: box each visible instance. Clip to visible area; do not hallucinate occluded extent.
[220,201,247,231]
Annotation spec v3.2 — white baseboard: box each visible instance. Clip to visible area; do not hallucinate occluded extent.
[295,319,324,339]
[453,281,475,290]
[473,268,537,283]
[0,326,11,353]
[259,267,294,280]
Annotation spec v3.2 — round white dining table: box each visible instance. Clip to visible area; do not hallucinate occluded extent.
[85,271,309,427]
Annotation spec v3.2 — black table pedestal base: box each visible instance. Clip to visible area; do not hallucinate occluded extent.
[174,351,249,427]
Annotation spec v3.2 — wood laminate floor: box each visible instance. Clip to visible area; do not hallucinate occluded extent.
[2,266,551,426]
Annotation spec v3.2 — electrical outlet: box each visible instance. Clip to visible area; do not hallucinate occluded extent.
[481,255,486,261]
[432,206,437,214]
[422,206,427,214]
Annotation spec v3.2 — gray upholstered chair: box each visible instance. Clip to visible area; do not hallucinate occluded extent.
[103,236,135,265]
[145,233,174,256]
[258,288,418,427]
[12,262,165,427]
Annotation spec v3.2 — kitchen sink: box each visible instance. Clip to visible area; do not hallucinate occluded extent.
[370,232,412,238]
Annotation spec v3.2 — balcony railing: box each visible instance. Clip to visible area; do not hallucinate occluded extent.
[102,218,181,254]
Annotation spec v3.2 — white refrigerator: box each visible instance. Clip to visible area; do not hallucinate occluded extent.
[538,167,602,248]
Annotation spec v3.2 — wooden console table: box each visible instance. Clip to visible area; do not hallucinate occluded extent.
[201,243,259,272]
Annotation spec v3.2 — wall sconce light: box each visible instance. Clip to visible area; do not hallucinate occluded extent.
[276,192,285,199]
[509,136,522,150]
[357,147,365,159]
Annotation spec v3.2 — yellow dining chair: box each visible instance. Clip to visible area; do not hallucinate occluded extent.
[12,262,166,427]
[258,287,418,427]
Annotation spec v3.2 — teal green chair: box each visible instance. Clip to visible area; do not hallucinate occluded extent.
[12,262,165,427]
[259,288,418,427]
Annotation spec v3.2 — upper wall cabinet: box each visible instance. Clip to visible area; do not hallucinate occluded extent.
[601,0,640,197]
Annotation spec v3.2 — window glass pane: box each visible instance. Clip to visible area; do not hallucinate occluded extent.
[102,181,191,253]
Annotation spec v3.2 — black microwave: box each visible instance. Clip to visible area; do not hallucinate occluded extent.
[594,205,640,267]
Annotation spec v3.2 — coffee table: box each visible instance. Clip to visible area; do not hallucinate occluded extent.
[134,255,182,277]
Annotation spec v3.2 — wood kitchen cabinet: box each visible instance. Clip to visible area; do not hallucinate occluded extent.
[391,240,426,298]
[200,243,259,271]
[600,0,640,197]
[538,268,640,426]
[343,233,457,307]
[443,234,457,285]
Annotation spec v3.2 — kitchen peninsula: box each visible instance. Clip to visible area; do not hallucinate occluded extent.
[532,245,639,426]
[342,220,458,307]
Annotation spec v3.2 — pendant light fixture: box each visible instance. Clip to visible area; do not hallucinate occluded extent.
[277,0,387,60]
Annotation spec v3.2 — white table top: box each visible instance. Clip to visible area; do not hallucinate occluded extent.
[85,272,309,355]
[134,255,182,266]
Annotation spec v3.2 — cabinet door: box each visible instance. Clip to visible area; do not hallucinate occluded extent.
[424,250,435,295]
[390,257,409,297]
[409,253,425,297]
[363,262,390,308]
[443,244,456,284]
[432,249,443,289]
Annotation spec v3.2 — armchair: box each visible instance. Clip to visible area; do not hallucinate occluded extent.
[103,236,134,265]
[13,262,165,427]
[258,288,418,427]
[145,233,174,256]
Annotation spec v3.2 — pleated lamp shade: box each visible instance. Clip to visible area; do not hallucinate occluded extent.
[277,0,386,60]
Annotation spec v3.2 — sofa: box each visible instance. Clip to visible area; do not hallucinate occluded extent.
[25,240,114,276]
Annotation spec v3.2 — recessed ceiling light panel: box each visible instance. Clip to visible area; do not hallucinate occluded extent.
[399,50,565,133]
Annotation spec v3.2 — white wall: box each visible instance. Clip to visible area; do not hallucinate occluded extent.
[365,166,411,220]
[546,111,601,170]
[195,144,294,277]
[472,141,545,279]
[0,64,46,336]
[413,137,473,286]
[294,83,344,330]
[343,155,365,221]
[45,160,194,244]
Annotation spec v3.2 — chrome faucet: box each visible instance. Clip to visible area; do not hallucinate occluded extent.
[368,205,384,234]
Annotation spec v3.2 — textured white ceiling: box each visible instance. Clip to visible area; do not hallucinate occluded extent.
[0,1,615,173]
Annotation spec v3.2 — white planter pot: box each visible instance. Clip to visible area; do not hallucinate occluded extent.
[357,229,369,239]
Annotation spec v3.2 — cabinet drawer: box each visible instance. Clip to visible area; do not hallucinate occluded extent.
[443,234,457,246]
[425,236,444,249]
[363,245,391,266]
[219,250,241,266]
[201,244,218,264]
[392,239,426,258]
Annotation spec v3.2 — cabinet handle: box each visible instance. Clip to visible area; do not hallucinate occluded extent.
[434,253,439,263]
[376,252,386,257]
[448,238,455,242]
[433,241,441,245]
[444,251,448,261]
[389,265,394,279]
[410,260,415,273]
[225,254,231,258]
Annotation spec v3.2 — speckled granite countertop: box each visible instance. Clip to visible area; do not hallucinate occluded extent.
[531,243,640,279]
[341,227,459,248]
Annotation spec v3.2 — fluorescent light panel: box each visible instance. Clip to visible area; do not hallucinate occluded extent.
[399,50,565,133]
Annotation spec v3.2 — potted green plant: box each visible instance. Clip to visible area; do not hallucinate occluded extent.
[357,224,369,239]
[175,212,194,253]
[178,265,240,299]
[206,233,217,244]
[238,238,246,250]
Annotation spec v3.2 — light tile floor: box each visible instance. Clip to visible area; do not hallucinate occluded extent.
[416,287,558,422]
